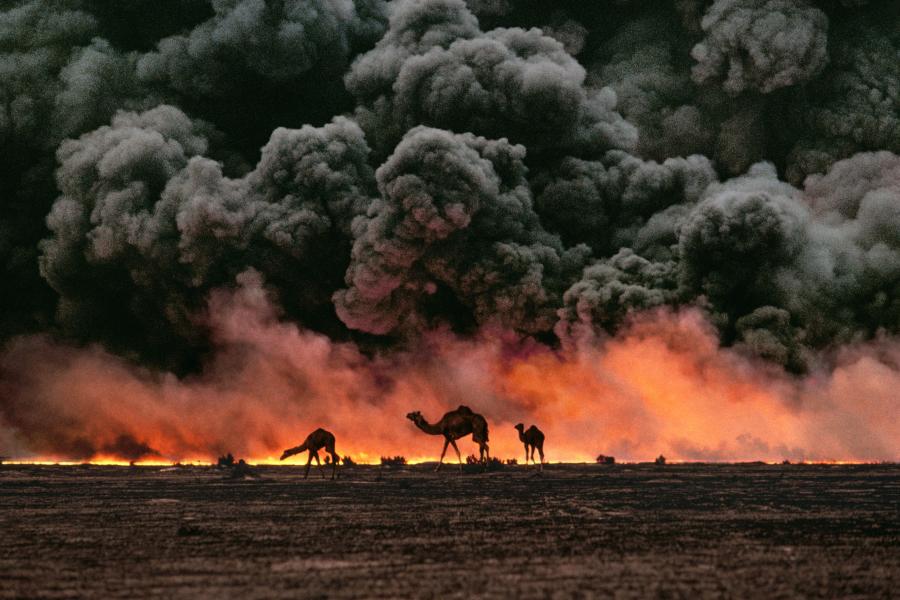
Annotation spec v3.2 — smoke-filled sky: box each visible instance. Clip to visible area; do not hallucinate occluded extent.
[1,0,898,463]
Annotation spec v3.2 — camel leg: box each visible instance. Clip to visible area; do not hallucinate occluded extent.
[313,452,325,479]
[449,439,463,472]
[524,444,529,465]
[538,446,544,471]
[435,438,450,472]
[326,441,339,480]
[304,452,313,479]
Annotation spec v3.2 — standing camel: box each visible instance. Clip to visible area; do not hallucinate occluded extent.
[406,406,490,471]
[514,423,545,470]
[279,428,340,479]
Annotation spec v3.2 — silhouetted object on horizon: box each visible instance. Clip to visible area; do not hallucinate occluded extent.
[596,455,616,465]
[280,428,340,480]
[342,455,356,466]
[466,454,505,471]
[380,455,407,466]
[655,455,667,465]
[782,459,791,465]
[217,453,235,468]
[514,423,545,471]
[505,458,518,465]
[227,459,259,479]
[406,405,490,472]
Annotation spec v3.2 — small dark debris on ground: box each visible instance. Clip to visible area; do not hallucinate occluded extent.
[176,524,204,537]
[225,459,260,479]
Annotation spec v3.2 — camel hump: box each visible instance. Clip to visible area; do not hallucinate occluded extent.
[308,428,335,445]
[456,405,474,414]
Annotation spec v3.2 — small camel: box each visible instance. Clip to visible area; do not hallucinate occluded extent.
[279,428,340,480]
[406,405,490,472]
[514,423,545,470]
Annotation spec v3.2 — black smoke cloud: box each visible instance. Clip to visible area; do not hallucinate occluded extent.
[0,0,898,376]
[333,125,589,335]
[689,0,829,96]
[345,0,636,158]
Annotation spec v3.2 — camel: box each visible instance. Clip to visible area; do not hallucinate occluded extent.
[514,423,545,470]
[279,428,340,480]
[406,405,490,472]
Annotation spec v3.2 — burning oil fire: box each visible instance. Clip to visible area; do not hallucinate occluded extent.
[1,272,898,465]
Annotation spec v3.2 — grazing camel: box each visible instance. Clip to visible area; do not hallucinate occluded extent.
[406,405,490,471]
[279,428,340,480]
[514,423,545,470]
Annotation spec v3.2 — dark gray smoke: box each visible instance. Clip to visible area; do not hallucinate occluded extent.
[136,0,388,97]
[0,0,898,375]
[690,0,829,96]
[345,0,636,158]
[785,13,900,183]
[558,155,900,370]
[333,125,589,335]
[39,105,374,364]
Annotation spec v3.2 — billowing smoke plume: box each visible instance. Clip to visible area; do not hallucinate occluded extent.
[785,13,900,182]
[39,105,375,364]
[345,0,637,158]
[690,0,829,96]
[333,126,589,335]
[137,0,388,97]
[1,0,898,461]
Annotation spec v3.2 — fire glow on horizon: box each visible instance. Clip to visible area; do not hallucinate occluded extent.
[2,272,898,466]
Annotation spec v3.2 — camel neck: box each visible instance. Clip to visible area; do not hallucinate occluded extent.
[415,419,443,435]
[285,444,306,457]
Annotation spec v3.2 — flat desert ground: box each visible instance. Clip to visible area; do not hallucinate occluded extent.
[1,463,897,598]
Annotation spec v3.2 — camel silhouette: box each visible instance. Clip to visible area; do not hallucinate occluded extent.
[406,405,490,472]
[279,428,340,479]
[514,423,545,470]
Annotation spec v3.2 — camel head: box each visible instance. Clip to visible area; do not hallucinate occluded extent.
[406,411,423,424]
[279,449,292,461]
[514,423,525,433]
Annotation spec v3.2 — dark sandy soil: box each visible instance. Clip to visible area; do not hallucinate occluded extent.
[1,463,897,599]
